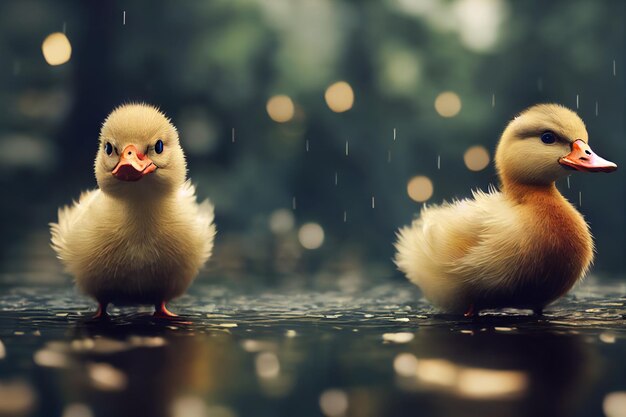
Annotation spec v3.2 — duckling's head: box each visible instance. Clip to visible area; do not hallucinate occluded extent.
[95,103,186,198]
[495,103,616,187]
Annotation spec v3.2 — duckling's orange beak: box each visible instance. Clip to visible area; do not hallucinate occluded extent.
[112,144,156,181]
[559,140,617,173]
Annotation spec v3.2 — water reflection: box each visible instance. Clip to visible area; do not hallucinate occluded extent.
[35,327,239,417]
[394,327,597,417]
[0,282,623,417]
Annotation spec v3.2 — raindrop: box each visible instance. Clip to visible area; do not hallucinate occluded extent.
[567,176,570,189]
[437,155,441,170]
[62,22,67,34]
[576,94,579,109]
[231,128,235,143]
[334,171,338,186]
[123,11,126,25]
[579,191,582,207]
[393,128,397,141]
[387,150,391,163]
[613,59,616,76]
[537,77,543,92]
[345,140,349,156]
[343,211,347,222]
[491,93,495,108]
[371,196,375,209]
[306,139,309,152]
[595,101,599,116]
[292,197,297,210]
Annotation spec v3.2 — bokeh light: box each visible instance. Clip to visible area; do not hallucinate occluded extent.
[87,363,127,391]
[34,348,69,368]
[393,353,419,377]
[604,392,626,417]
[319,389,349,417]
[324,81,354,113]
[434,91,462,117]
[266,95,295,123]
[407,176,434,202]
[41,32,72,66]
[62,403,94,417]
[255,352,280,379]
[0,380,36,416]
[456,368,528,399]
[298,223,325,250]
[453,0,507,52]
[415,359,457,387]
[171,396,207,417]
[269,209,295,234]
[463,146,490,171]
[383,332,414,344]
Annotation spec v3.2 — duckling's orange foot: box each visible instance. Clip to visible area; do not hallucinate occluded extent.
[463,304,477,318]
[92,302,109,319]
[153,302,178,318]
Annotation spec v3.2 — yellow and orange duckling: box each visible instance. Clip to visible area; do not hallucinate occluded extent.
[50,103,216,318]
[395,104,617,316]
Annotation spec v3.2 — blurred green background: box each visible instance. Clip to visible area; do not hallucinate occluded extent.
[0,0,624,286]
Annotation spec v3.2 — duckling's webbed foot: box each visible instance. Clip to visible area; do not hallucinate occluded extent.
[153,302,178,318]
[93,301,109,319]
[463,304,477,318]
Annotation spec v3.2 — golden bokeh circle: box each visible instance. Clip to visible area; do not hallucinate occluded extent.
[324,81,354,113]
[266,95,295,123]
[42,32,72,66]
[407,176,434,202]
[298,223,325,250]
[434,91,462,118]
[464,146,490,171]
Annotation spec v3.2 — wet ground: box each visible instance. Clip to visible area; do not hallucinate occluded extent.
[0,278,625,417]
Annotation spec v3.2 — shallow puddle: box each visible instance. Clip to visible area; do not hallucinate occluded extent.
[0,280,625,417]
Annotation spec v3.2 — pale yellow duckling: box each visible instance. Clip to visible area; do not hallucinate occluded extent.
[395,104,616,316]
[50,103,216,318]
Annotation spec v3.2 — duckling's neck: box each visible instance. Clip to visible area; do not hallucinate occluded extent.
[500,179,562,204]
[107,191,179,226]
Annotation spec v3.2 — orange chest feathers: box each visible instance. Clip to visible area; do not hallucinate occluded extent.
[521,192,594,289]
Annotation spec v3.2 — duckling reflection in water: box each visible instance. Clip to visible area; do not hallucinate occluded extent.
[395,104,617,316]
[50,104,216,318]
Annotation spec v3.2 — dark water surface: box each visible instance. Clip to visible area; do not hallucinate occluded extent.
[0,279,625,417]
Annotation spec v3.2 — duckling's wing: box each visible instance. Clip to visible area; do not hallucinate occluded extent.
[178,180,216,264]
[50,189,101,260]
[395,188,520,309]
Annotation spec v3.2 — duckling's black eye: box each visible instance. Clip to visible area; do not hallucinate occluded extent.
[155,139,164,154]
[540,132,556,144]
[105,142,113,155]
